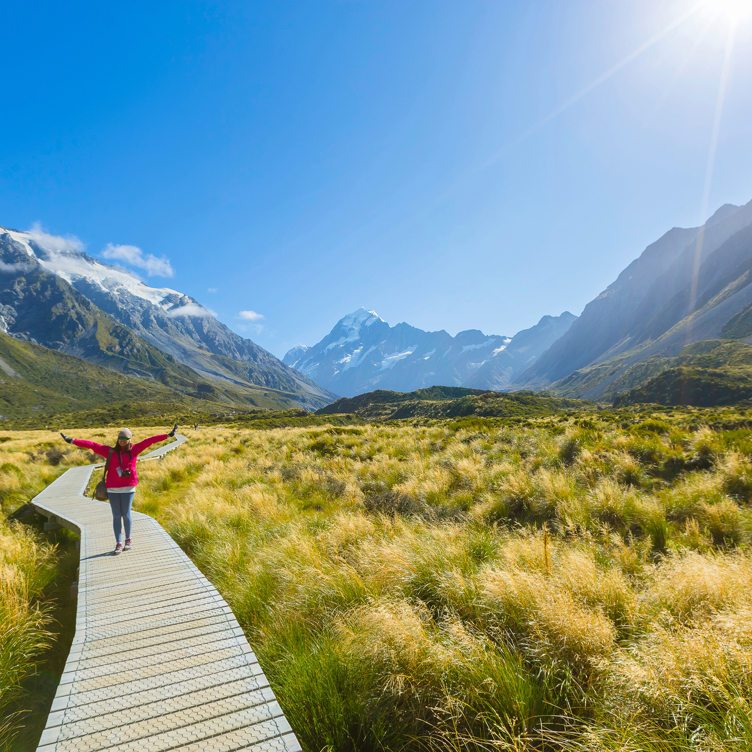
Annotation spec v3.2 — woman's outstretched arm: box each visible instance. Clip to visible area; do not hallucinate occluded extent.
[131,427,175,457]
[65,436,111,457]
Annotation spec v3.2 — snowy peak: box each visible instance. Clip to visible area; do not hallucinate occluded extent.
[0,226,204,314]
[319,308,386,351]
[317,308,390,355]
[283,345,310,368]
[338,307,384,331]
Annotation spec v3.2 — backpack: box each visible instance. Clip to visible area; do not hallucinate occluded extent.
[94,448,115,501]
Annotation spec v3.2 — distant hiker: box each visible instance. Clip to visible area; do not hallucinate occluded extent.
[60,424,178,555]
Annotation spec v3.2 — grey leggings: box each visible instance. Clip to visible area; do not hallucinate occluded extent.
[108,491,135,542]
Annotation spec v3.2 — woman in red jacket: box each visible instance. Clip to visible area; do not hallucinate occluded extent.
[60,425,177,555]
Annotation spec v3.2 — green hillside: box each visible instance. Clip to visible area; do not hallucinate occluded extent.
[0,263,196,389]
[552,335,752,404]
[67,312,331,413]
[74,314,216,390]
[721,302,752,339]
[317,386,588,420]
[0,259,332,411]
[0,330,309,427]
[614,340,752,406]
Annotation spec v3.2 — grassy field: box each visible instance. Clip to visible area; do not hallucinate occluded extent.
[5,410,752,750]
[0,431,102,751]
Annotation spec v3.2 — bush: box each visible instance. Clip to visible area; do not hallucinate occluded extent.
[635,419,671,434]
[362,489,426,518]
[559,437,581,465]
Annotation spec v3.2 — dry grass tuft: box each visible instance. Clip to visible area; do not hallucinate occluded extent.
[0,518,57,745]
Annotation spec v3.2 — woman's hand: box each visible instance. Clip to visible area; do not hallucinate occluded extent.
[60,432,74,444]
[168,423,178,437]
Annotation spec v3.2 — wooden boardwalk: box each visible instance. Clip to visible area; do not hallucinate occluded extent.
[31,436,301,752]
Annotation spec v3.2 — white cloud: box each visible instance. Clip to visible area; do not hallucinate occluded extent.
[237,323,264,335]
[207,287,217,294]
[0,260,33,274]
[166,303,217,319]
[27,221,84,253]
[238,310,264,321]
[101,243,174,277]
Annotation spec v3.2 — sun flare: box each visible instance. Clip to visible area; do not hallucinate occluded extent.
[705,0,752,21]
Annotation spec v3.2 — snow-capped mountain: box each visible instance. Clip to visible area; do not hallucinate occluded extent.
[0,226,335,409]
[283,308,576,397]
[5,227,184,310]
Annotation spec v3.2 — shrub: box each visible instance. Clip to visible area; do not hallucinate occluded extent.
[635,419,671,434]
[559,437,581,465]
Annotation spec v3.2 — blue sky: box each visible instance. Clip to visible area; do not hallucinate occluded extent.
[2,0,751,357]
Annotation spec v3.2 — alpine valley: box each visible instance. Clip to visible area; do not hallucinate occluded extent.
[286,197,752,407]
[5,195,752,422]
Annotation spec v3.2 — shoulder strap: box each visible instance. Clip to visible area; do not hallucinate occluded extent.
[102,448,115,481]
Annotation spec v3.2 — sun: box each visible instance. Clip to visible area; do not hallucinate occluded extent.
[705,0,752,22]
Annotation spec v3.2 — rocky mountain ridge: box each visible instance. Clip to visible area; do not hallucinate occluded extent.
[284,308,576,397]
[512,199,752,400]
[0,226,336,410]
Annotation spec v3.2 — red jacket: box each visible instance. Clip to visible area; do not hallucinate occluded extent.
[73,435,168,489]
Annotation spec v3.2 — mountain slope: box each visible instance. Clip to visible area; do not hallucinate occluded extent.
[612,340,752,407]
[0,237,325,410]
[560,220,752,401]
[613,203,752,357]
[465,312,576,390]
[284,308,576,397]
[514,225,699,388]
[0,243,198,386]
[513,200,752,397]
[0,226,335,409]
[0,328,302,422]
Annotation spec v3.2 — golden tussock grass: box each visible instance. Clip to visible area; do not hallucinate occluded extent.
[8,415,752,750]
[0,515,57,746]
[120,418,752,750]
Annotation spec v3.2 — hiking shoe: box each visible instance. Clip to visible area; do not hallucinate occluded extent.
[113,543,123,555]
[123,539,132,551]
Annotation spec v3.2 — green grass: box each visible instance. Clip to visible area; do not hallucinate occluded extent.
[0,525,78,752]
[612,341,752,408]
[0,492,77,752]
[110,407,752,750]
[556,339,752,407]
[10,408,752,750]
[317,387,589,421]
